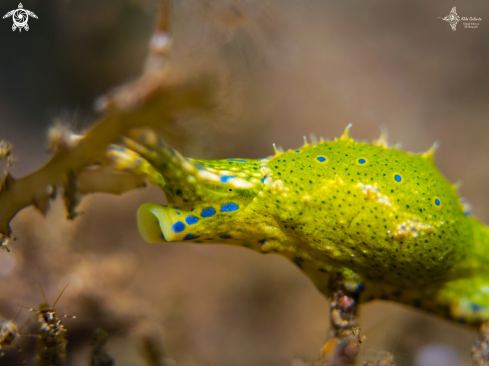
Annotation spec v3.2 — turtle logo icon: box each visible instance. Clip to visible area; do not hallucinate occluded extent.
[3,3,38,32]
[438,7,460,31]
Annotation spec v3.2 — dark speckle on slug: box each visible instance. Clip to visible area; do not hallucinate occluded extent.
[183,233,199,240]
[293,257,303,268]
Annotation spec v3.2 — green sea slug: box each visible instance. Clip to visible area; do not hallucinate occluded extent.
[108,126,489,325]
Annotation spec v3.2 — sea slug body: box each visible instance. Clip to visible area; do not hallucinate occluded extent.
[108,126,489,326]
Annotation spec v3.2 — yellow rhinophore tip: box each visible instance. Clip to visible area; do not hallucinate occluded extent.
[339,123,353,141]
[372,126,389,148]
[302,136,309,148]
[272,143,283,157]
[421,141,439,162]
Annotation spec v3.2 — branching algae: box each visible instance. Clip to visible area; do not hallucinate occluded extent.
[109,126,489,326]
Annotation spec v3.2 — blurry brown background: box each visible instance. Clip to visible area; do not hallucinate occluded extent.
[0,0,488,365]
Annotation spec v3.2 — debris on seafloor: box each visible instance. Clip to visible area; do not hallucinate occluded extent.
[90,328,115,366]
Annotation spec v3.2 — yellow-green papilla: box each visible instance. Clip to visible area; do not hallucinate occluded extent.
[108,127,489,326]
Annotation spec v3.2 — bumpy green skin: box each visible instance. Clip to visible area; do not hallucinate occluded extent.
[108,128,489,326]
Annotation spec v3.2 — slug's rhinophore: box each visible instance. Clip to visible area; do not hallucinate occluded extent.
[108,127,489,325]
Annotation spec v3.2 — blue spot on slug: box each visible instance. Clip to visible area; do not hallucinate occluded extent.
[472,303,482,312]
[172,221,185,233]
[260,175,267,183]
[110,146,126,152]
[295,150,300,153]
[228,159,247,162]
[435,198,441,206]
[317,156,326,162]
[358,158,366,164]
[185,216,199,225]
[221,203,239,212]
[183,233,199,240]
[356,283,366,293]
[201,207,216,218]
[220,234,232,239]
[167,147,177,157]
[220,175,237,183]
[194,163,206,170]
[394,174,402,182]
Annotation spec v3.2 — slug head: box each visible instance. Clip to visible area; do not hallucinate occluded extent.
[108,129,264,244]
